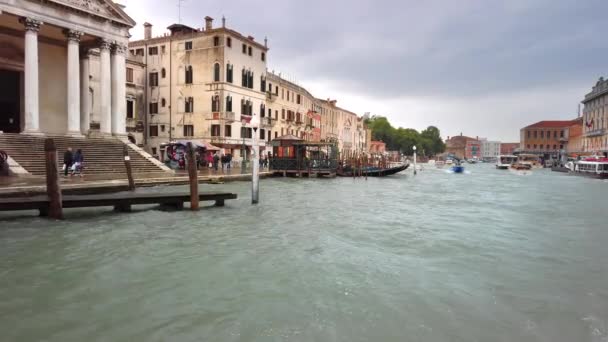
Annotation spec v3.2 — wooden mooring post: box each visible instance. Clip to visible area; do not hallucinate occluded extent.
[123,145,135,191]
[186,142,199,210]
[43,138,63,219]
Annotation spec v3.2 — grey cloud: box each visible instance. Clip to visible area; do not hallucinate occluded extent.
[127,0,607,140]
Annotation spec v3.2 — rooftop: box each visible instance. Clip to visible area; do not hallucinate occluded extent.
[523,120,580,129]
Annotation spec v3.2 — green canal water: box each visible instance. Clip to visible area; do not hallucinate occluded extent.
[1,165,607,341]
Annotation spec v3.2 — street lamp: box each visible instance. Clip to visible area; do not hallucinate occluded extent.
[251,111,260,204]
[413,145,417,175]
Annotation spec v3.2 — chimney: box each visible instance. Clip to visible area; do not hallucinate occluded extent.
[264,36,268,48]
[144,22,152,40]
[222,16,226,28]
[205,16,213,31]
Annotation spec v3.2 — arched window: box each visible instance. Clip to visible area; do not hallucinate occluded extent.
[226,95,232,112]
[213,63,220,82]
[211,95,220,112]
[226,64,233,83]
[185,66,193,84]
[260,103,266,117]
[161,68,166,78]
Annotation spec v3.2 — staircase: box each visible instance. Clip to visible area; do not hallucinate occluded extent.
[0,133,169,177]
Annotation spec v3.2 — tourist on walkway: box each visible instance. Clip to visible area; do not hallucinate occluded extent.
[220,154,227,170]
[213,153,219,171]
[226,153,232,170]
[71,149,84,176]
[206,153,213,168]
[63,147,73,176]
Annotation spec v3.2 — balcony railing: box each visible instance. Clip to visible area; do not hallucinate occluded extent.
[286,117,295,122]
[295,120,304,125]
[266,91,276,101]
[261,117,273,126]
[208,112,236,121]
[586,128,606,137]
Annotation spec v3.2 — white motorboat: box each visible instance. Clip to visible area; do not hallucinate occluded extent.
[496,155,517,170]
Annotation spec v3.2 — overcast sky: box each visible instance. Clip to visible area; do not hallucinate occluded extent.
[122,0,607,141]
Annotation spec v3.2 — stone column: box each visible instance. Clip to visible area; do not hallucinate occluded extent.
[111,43,127,135]
[65,30,83,136]
[80,49,91,134]
[21,18,42,134]
[99,39,112,135]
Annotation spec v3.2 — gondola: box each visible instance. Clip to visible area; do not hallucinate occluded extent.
[337,163,409,177]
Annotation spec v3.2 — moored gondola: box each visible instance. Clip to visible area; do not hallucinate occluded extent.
[337,163,409,177]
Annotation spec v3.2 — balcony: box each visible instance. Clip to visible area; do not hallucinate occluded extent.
[126,119,144,133]
[295,119,304,125]
[286,117,295,123]
[207,112,236,122]
[586,128,606,137]
[261,117,273,127]
[266,91,276,102]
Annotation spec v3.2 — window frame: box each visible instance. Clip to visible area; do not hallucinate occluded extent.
[149,125,159,137]
[183,125,194,137]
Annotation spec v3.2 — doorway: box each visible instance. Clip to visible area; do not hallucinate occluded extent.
[0,69,21,133]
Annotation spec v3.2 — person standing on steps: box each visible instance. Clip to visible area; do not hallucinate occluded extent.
[63,147,73,177]
[71,149,84,176]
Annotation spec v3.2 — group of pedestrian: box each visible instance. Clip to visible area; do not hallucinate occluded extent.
[63,147,84,177]
[259,155,269,169]
[207,152,233,172]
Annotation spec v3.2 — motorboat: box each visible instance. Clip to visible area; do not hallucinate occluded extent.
[496,155,517,170]
[450,165,465,173]
[571,157,608,179]
[517,154,543,169]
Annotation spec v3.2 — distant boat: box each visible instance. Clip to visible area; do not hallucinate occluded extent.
[450,165,465,173]
[337,163,409,177]
[496,155,518,170]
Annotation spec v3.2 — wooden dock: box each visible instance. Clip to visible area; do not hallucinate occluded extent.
[0,192,237,216]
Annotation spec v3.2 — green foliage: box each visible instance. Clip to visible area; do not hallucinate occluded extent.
[367,116,446,156]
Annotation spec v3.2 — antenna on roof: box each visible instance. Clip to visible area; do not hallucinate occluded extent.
[177,0,187,24]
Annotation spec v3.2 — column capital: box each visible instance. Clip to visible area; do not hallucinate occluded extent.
[112,43,127,55]
[20,17,42,33]
[64,29,84,43]
[98,38,113,51]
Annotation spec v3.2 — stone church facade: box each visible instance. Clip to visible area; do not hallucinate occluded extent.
[0,0,135,137]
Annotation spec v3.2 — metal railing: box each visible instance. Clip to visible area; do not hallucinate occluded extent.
[261,117,273,126]
[586,128,606,137]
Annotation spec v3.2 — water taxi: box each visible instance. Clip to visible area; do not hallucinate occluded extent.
[517,154,543,169]
[496,155,518,170]
[571,158,608,179]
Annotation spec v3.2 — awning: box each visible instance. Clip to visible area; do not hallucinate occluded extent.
[161,140,221,151]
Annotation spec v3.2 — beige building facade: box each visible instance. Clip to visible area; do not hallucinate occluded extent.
[582,77,608,155]
[129,17,269,162]
[265,71,317,142]
[0,0,134,136]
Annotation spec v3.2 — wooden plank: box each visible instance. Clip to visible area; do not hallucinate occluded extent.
[0,192,237,211]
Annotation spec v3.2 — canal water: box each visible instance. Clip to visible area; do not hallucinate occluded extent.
[1,165,607,341]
